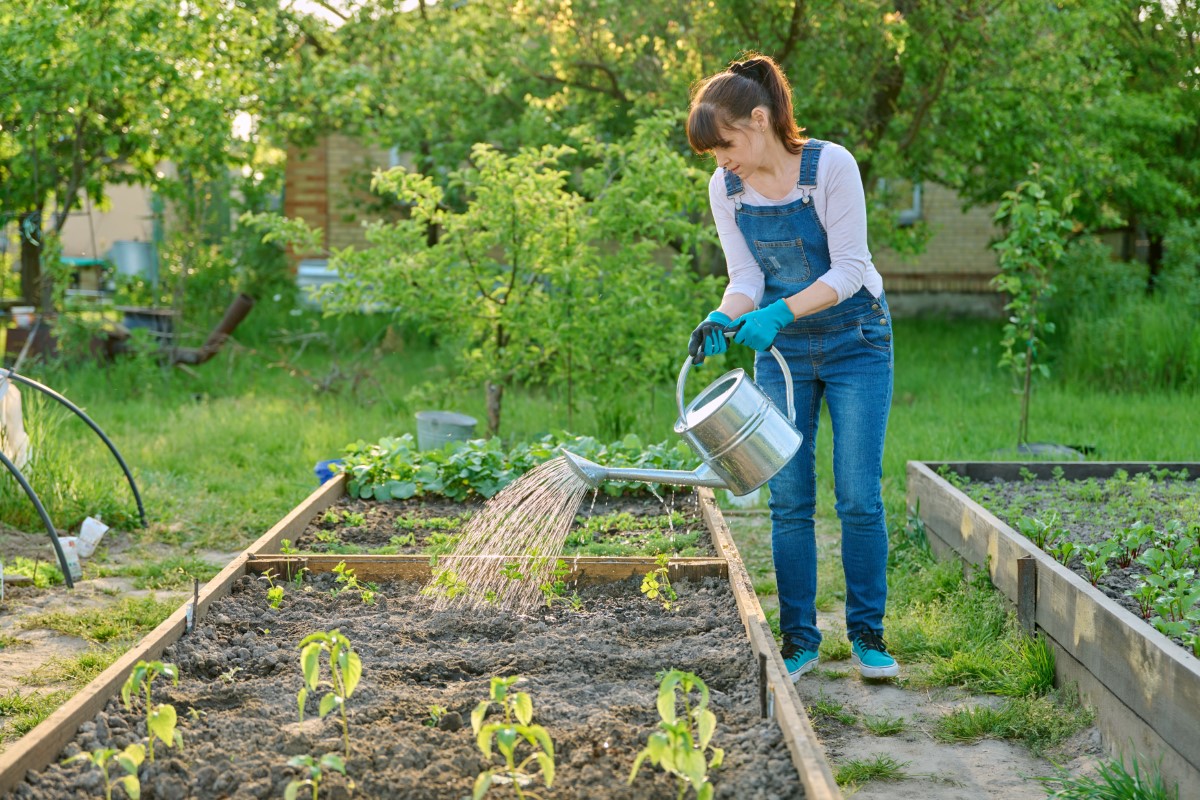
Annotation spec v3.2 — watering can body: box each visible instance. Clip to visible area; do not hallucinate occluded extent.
[564,347,803,496]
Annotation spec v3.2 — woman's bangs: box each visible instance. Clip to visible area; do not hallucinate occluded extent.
[687,104,732,154]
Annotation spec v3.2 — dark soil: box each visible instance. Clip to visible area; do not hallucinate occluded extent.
[291,491,715,558]
[13,572,804,800]
[958,470,1200,652]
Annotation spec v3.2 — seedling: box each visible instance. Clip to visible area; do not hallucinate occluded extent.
[640,554,677,611]
[342,511,366,527]
[314,531,342,545]
[320,509,341,525]
[120,660,181,762]
[1046,540,1077,567]
[538,559,579,608]
[424,704,449,727]
[65,744,144,800]
[390,532,417,547]
[629,670,724,800]
[280,539,299,555]
[261,569,284,609]
[500,561,527,582]
[471,675,555,799]
[1016,512,1064,551]
[331,561,378,605]
[297,630,362,759]
[422,567,469,600]
[285,753,349,800]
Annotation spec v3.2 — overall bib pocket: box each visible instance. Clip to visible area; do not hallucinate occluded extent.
[753,239,813,285]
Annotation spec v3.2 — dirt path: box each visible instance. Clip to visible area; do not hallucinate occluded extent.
[723,509,1104,797]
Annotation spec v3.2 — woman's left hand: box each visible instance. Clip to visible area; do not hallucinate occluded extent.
[730,299,795,351]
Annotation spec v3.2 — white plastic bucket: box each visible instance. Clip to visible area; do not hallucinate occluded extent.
[11,306,34,328]
[78,516,109,558]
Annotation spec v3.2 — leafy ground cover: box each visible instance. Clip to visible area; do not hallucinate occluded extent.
[950,467,1200,656]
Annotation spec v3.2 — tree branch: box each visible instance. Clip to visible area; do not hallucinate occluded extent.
[776,0,810,62]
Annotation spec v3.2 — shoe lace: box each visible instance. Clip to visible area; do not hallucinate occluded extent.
[781,640,804,659]
[854,631,890,654]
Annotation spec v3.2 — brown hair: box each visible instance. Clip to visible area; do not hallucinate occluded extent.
[687,54,806,155]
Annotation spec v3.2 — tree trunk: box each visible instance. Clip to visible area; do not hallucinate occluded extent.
[18,210,42,307]
[486,381,504,437]
[1146,231,1164,293]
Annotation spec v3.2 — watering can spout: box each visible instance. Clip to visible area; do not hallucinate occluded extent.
[562,451,728,492]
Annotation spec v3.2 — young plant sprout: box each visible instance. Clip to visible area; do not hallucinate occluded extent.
[331,561,378,605]
[297,629,362,759]
[64,744,144,800]
[120,660,182,762]
[261,568,284,609]
[285,753,350,800]
[471,676,555,800]
[640,554,677,611]
[629,670,724,800]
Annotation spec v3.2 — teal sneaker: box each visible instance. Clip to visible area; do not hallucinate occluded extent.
[850,631,899,679]
[781,640,819,682]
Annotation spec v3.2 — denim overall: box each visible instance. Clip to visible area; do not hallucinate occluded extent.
[725,139,894,652]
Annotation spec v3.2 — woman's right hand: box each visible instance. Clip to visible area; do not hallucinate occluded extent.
[688,311,733,365]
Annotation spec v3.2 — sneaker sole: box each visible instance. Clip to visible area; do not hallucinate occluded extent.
[787,655,819,682]
[851,652,899,679]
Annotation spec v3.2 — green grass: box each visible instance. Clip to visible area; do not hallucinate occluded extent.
[20,596,178,644]
[20,647,123,688]
[0,689,73,742]
[809,694,858,726]
[933,691,1094,754]
[862,715,907,736]
[1037,754,1179,799]
[835,753,910,787]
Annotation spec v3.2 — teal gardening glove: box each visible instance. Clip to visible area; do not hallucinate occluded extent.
[688,311,733,365]
[730,299,795,351]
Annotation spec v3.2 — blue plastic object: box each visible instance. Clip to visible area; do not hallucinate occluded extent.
[315,459,343,485]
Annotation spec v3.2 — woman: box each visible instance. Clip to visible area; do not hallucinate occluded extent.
[686,54,897,680]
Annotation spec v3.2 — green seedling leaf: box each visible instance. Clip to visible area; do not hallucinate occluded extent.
[341,651,362,698]
[300,643,321,690]
[118,774,141,800]
[297,687,307,722]
[319,692,339,719]
[514,692,533,726]
[471,701,489,734]
[536,752,555,787]
[472,772,492,800]
[147,704,178,748]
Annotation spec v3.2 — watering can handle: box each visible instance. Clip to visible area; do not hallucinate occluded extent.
[676,343,795,423]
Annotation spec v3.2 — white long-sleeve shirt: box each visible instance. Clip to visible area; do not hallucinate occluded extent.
[709,141,883,307]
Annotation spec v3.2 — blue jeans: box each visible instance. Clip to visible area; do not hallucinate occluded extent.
[754,293,893,651]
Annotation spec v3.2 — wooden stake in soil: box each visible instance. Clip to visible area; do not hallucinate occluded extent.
[422,457,592,613]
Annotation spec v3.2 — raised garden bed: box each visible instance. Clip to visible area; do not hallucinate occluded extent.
[908,461,1200,796]
[0,474,839,799]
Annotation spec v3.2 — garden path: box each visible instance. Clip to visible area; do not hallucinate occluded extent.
[724,509,1105,798]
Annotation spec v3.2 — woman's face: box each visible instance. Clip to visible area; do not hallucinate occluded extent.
[710,116,768,179]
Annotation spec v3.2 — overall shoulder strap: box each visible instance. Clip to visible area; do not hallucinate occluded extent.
[796,139,827,190]
[723,169,745,198]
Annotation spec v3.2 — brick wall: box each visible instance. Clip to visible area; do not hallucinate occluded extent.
[874,183,1001,293]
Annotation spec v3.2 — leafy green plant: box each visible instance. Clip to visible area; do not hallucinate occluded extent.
[280,539,299,555]
[320,509,341,525]
[1017,512,1065,551]
[285,753,349,800]
[424,704,449,728]
[120,660,181,762]
[991,167,1077,446]
[538,559,578,608]
[640,554,677,611]
[297,630,362,759]
[331,561,377,605]
[629,670,724,800]
[470,676,555,800]
[261,569,284,609]
[422,567,469,600]
[65,744,145,800]
[1080,542,1116,587]
[342,511,366,527]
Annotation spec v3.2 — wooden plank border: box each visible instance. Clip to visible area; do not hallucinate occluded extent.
[700,489,842,800]
[0,476,347,794]
[907,460,1200,792]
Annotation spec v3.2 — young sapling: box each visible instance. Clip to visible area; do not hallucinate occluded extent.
[640,554,677,611]
[629,669,724,800]
[297,629,362,759]
[471,675,555,799]
[285,753,350,800]
[261,568,284,609]
[120,660,182,762]
[65,744,144,800]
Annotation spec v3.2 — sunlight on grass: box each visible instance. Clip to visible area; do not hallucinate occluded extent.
[835,753,909,788]
[20,596,178,644]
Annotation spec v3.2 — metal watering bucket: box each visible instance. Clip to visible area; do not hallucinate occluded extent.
[563,346,803,496]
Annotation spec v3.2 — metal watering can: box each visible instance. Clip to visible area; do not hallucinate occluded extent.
[563,345,803,497]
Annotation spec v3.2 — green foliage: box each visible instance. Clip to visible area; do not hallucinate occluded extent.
[1038,754,1179,800]
[933,690,1094,754]
[65,743,145,800]
[639,554,677,611]
[339,432,698,502]
[330,561,377,606]
[835,753,909,788]
[22,596,176,644]
[629,670,724,800]
[297,630,362,759]
[470,676,555,800]
[991,168,1077,446]
[285,753,349,800]
[120,660,181,763]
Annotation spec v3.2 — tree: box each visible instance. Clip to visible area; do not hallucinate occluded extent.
[0,0,288,308]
